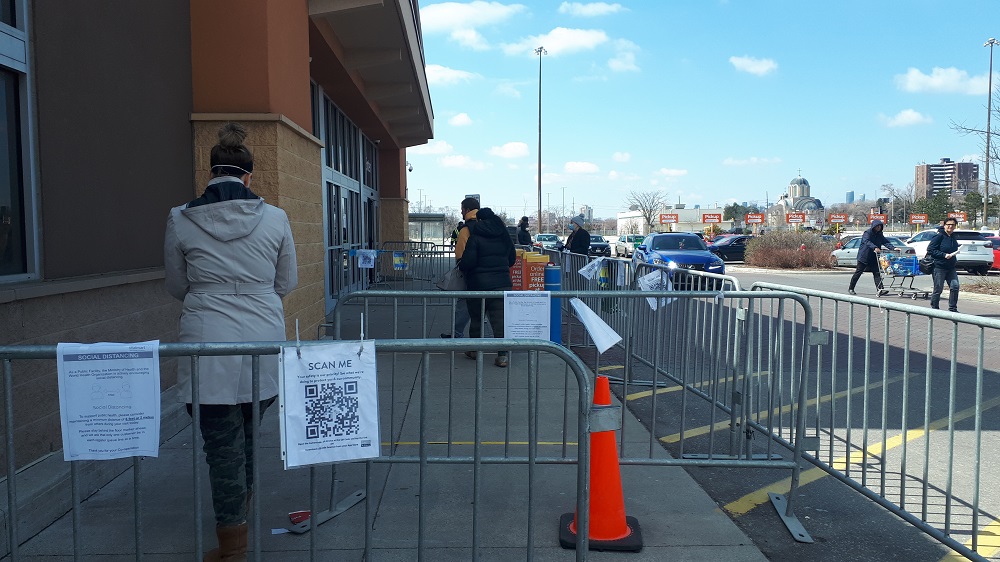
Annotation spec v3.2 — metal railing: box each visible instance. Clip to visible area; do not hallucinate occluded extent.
[751,281,1000,561]
[332,289,818,542]
[0,339,596,561]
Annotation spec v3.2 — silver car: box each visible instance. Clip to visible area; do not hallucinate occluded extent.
[830,236,915,267]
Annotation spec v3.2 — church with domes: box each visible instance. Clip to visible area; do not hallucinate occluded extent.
[765,174,825,228]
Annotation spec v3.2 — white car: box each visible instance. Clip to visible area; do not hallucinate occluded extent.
[906,229,994,275]
[830,236,915,267]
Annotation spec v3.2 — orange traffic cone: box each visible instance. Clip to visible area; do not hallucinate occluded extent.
[559,375,643,551]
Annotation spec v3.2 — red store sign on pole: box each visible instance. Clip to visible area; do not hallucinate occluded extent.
[948,212,967,222]
[785,212,806,223]
[827,213,848,224]
[745,213,765,224]
[702,213,722,223]
[659,213,678,224]
[868,213,887,223]
[909,214,929,224]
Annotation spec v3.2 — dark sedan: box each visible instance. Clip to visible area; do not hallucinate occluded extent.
[707,235,752,262]
[588,235,612,256]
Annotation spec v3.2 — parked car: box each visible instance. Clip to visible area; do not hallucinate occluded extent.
[829,236,915,267]
[614,234,645,257]
[987,236,1000,271]
[588,235,612,257]
[906,229,994,275]
[533,233,562,250]
[631,233,726,278]
[707,235,752,262]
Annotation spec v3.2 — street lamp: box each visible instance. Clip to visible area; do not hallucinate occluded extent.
[535,46,546,237]
[985,38,998,225]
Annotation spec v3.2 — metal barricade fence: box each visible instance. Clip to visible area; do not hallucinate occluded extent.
[751,281,1000,561]
[333,289,818,542]
[366,247,455,301]
[0,339,596,561]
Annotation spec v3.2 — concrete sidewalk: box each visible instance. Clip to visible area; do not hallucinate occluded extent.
[11,308,769,561]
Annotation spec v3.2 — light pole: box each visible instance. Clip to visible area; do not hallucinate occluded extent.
[985,38,998,225]
[535,46,546,236]
[561,186,567,225]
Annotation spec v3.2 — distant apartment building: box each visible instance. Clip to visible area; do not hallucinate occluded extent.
[580,205,594,220]
[915,158,979,198]
[846,191,855,204]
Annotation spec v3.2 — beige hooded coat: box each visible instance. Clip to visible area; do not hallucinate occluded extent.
[164,186,297,404]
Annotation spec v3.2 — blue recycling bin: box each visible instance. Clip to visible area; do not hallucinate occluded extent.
[545,264,562,344]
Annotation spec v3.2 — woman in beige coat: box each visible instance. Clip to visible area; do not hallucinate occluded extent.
[164,123,296,561]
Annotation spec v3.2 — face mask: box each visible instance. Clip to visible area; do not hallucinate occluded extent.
[569,223,576,231]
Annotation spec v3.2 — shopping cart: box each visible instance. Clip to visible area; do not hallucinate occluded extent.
[877,252,929,299]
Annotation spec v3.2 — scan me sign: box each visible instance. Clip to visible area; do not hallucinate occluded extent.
[279,341,380,468]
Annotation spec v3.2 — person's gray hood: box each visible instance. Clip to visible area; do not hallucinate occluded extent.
[181,199,265,242]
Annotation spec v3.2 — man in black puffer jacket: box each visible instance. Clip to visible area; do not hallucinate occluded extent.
[456,197,516,367]
[927,217,961,312]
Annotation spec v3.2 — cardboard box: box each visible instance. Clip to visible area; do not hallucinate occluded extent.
[509,250,550,290]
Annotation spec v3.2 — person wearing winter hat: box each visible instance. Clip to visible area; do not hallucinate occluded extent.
[516,216,532,245]
[564,214,590,255]
[847,219,894,296]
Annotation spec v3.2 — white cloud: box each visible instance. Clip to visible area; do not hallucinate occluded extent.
[729,55,778,76]
[894,67,990,95]
[608,170,620,180]
[501,28,609,57]
[426,64,480,86]
[656,168,688,177]
[612,151,630,162]
[420,2,527,50]
[880,109,932,127]
[722,156,782,166]
[489,142,529,158]
[608,39,640,72]
[408,140,453,155]
[495,82,523,98]
[448,113,473,126]
[440,154,488,170]
[558,2,626,17]
[565,161,600,174]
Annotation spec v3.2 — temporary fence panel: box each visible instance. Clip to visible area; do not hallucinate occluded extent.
[752,281,1000,562]
[333,289,819,543]
[0,339,596,561]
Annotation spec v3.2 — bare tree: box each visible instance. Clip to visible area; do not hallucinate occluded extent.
[626,189,667,232]
[619,218,639,235]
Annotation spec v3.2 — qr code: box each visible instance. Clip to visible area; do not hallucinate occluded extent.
[304,381,360,439]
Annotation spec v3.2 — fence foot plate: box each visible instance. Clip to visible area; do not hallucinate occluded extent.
[682,453,784,461]
[768,492,813,544]
[285,490,366,534]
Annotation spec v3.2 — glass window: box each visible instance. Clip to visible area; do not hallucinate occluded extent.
[1,0,13,27]
[0,68,24,276]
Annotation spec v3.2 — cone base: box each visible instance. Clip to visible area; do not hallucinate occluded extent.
[558,512,643,552]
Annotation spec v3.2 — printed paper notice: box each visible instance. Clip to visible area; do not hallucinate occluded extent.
[57,341,161,461]
[279,341,380,469]
[504,291,551,339]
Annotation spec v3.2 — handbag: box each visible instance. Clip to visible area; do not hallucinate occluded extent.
[918,255,934,275]
[435,266,466,291]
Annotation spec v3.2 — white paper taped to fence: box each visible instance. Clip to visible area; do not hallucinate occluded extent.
[279,341,380,469]
[616,263,627,287]
[504,291,551,339]
[356,249,377,269]
[578,257,604,280]
[56,340,161,461]
[569,298,622,354]
[637,269,675,310]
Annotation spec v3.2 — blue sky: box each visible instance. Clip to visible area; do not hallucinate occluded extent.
[406,1,998,220]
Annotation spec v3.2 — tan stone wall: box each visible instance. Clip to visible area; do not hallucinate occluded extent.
[381,197,410,244]
[192,116,325,340]
[0,278,179,471]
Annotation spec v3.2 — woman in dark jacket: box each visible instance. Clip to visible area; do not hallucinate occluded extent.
[457,200,516,367]
[848,219,894,296]
[516,216,532,245]
[927,217,960,312]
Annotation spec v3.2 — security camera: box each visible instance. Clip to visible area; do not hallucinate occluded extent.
[374,139,381,145]
[407,164,414,172]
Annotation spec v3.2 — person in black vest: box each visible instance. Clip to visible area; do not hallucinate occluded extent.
[564,214,591,255]
[847,219,894,296]
[456,197,516,367]
[927,217,961,312]
[516,216,531,245]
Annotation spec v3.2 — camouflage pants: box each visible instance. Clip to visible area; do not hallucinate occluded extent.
[189,397,275,526]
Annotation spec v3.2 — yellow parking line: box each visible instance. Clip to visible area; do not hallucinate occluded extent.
[659,373,909,444]
[627,373,764,401]
[386,440,578,446]
[598,365,623,372]
[724,395,1000,517]
[939,519,1000,560]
